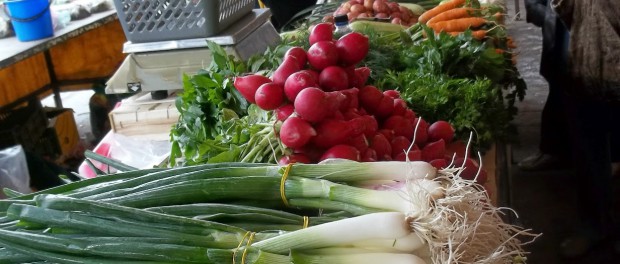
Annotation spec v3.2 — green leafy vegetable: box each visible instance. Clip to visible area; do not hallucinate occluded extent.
[169,42,288,166]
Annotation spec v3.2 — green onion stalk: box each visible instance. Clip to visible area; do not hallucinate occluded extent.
[0,161,537,263]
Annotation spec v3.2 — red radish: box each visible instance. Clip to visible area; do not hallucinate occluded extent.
[343,108,361,120]
[348,116,368,136]
[294,87,329,123]
[391,99,407,116]
[307,41,339,70]
[361,148,377,162]
[371,133,392,160]
[446,140,468,158]
[382,115,414,139]
[358,108,368,115]
[412,118,429,146]
[294,144,325,162]
[394,150,422,161]
[429,159,448,169]
[285,47,308,68]
[255,83,284,110]
[324,91,347,115]
[403,109,417,121]
[344,66,357,88]
[428,120,455,143]
[339,88,359,111]
[272,56,301,86]
[309,23,334,45]
[278,154,311,165]
[361,115,378,137]
[359,86,383,112]
[391,136,412,157]
[319,66,349,91]
[284,71,318,102]
[354,67,371,87]
[320,144,361,161]
[378,129,394,141]
[421,139,446,161]
[374,95,394,118]
[348,134,369,152]
[275,104,294,121]
[302,70,320,82]
[454,157,480,181]
[280,117,317,148]
[335,32,369,66]
[332,111,345,120]
[383,90,400,99]
[313,119,353,148]
[233,75,271,103]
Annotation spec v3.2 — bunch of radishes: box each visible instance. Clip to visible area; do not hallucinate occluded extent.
[233,23,487,185]
[333,0,419,26]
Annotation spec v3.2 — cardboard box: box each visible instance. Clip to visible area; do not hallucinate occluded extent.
[108,92,180,140]
[45,108,80,162]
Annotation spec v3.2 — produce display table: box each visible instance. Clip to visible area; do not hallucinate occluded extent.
[0,10,126,113]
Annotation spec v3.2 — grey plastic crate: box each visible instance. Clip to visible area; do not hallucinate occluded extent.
[113,0,255,43]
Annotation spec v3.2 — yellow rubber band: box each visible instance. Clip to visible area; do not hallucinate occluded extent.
[279,163,293,207]
[241,232,256,264]
[302,216,309,229]
[233,231,251,264]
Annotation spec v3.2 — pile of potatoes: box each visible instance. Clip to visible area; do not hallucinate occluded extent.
[331,0,419,26]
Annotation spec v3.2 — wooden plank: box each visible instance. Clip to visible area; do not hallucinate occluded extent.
[49,20,126,81]
[0,53,50,107]
[482,144,498,206]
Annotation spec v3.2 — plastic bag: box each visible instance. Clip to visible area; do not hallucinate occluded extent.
[109,133,171,169]
[0,145,31,198]
[0,17,14,39]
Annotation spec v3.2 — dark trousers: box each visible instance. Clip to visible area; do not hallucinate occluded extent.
[563,92,620,233]
[539,77,571,157]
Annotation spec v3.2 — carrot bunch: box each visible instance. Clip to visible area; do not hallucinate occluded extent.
[419,0,489,40]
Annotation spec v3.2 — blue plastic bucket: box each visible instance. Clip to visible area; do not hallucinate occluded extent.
[3,0,53,41]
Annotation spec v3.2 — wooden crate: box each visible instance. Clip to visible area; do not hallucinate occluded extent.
[109,92,180,140]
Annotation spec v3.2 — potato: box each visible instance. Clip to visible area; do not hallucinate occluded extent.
[351,4,366,13]
[347,11,360,20]
[357,12,370,18]
[373,1,389,13]
[375,12,389,19]
[364,0,374,11]
[387,2,400,12]
[391,17,402,25]
[340,2,352,12]
[390,11,402,20]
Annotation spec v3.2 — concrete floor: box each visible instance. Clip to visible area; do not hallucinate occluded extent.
[40,1,620,262]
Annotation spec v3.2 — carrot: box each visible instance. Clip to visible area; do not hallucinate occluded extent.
[471,29,487,40]
[426,8,475,25]
[418,0,467,24]
[506,37,517,49]
[446,29,487,40]
[429,17,487,33]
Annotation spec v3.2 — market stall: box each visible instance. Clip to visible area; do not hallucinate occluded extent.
[0,0,536,263]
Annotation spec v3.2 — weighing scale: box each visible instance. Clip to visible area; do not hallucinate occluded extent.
[105,9,281,96]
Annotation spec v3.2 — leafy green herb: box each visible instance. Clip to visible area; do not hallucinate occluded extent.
[169,41,288,166]
[378,72,518,151]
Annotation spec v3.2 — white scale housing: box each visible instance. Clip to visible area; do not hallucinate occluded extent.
[106,9,281,94]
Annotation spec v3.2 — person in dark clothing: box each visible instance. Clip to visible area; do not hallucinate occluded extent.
[551,0,620,258]
[519,0,571,170]
[260,0,316,31]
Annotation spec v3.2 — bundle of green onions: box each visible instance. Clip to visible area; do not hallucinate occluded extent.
[0,160,537,263]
